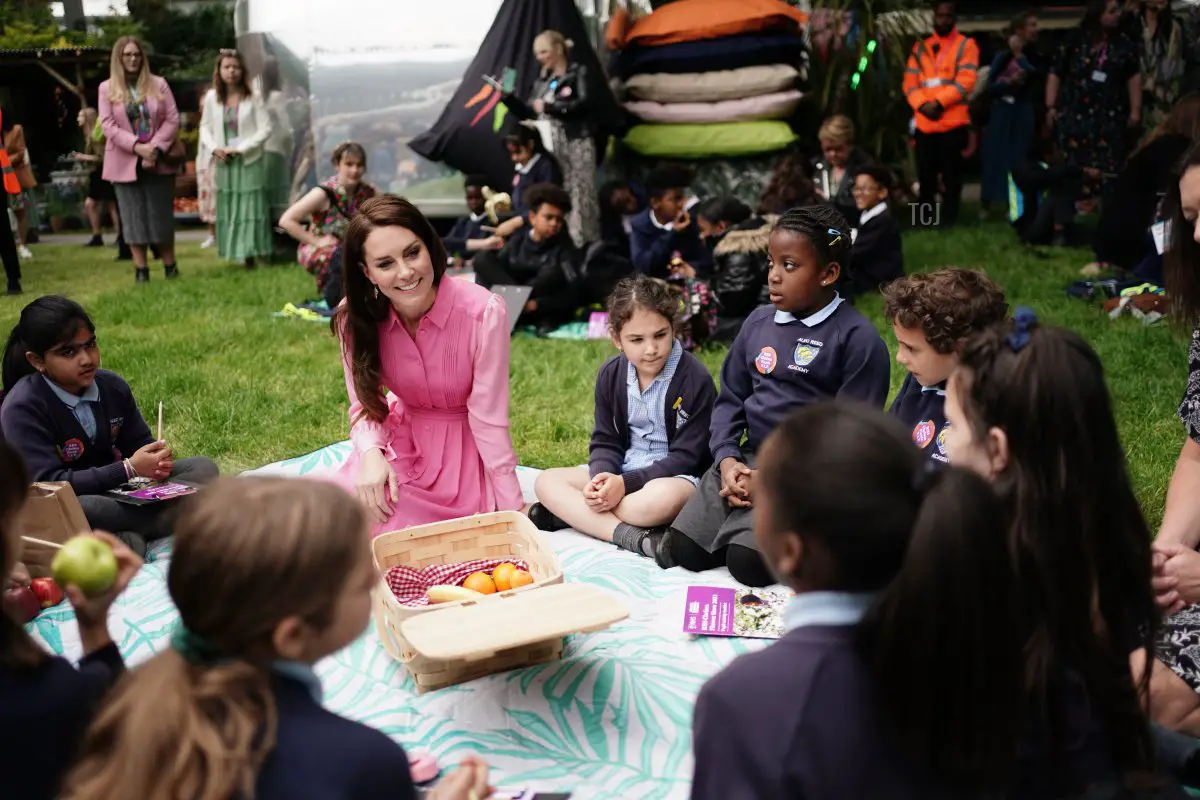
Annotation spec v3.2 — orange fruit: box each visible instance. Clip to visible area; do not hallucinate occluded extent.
[492,562,518,591]
[508,569,534,589]
[462,571,496,594]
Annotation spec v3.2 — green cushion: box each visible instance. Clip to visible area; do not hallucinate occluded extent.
[623,121,797,159]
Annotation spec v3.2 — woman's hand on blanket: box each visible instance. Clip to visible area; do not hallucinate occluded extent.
[1153,542,1200,615]
[428,755,493,800]
[357,448,398,523]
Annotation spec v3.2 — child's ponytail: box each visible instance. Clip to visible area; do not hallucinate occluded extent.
[63,651,276,800]
[858,465,1025,789]
[2,322,33,394]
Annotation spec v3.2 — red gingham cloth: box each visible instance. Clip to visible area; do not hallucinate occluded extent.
[385,558,529,608]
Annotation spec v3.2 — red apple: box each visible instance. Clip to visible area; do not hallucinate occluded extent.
[29,577,64,609]
[3,585,40,624]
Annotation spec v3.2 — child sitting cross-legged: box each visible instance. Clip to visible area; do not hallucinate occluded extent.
[659,205,892,587]
[0,440,143,800]
[529,276,716,557]
[882,268,1007,465]
[60,477,491,800]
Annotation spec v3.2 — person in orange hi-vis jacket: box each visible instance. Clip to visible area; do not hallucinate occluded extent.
[903,0,979,228]
[0,105,21,295]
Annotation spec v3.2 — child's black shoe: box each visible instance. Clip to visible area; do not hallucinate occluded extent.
[528,502,568,531]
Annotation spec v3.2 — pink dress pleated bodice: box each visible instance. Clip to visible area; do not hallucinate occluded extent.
[332,276,523,534]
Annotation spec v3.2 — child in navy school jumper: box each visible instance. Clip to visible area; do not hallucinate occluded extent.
[529,276,716,557]
[881,268,1007,466]
[692,403,1179,799]
[497,127,563,239]
[628,166,713,279]
[441,174,502,261]
[0,440,143,800]
[60,477,491,800]
[845,165,904,298]
[0,296,219,551]
[659,205,891,587]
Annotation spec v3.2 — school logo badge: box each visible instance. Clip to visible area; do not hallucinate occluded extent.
[110,417,123,441]
[912,420,936,449]
[755,346,778,375]
[793,342,821,367]
[60,438,85,462]
[936,425,949,455]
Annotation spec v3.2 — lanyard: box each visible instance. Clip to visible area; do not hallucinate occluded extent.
[1092,40,1109,70]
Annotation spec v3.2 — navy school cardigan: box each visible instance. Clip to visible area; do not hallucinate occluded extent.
[0,370,154,495]
[589,349,717,494]
[1,642,124,800]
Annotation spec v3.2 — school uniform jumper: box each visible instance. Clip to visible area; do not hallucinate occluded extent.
[511,153,563,218]
[1,643,124,800]
[693,593,1150,800]
[628,208,714,280]
[330,276,524,533]
[442,211,490,258]
[589,341,717,492]
[255,666,417,799]
[0,370,219,538]
[671,298,891,558]
[848,203,904,298]
[888,374,949,466]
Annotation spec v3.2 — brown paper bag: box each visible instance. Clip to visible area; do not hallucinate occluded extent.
[20,482,90,578]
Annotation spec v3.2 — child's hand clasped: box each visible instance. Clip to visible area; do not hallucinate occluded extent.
[130,440,172,480]
[719,458,754,508]
[585,473,626,513]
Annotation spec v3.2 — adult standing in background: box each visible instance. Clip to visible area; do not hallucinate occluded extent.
[260,58,295,230]
[1045,0,1141,192]
[99,35,182,284]
[981,11,1040,215]
[2,116,36,261]
[70,108,126,257]
[501,30,600,247]
[0,105,22,295]
[196,89,217,250]
[1134,0,1186,133]
[902,0,979,229]
[200,49,274,269]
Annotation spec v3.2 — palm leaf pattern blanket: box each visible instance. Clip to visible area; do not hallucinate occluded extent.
[26,443,767,800]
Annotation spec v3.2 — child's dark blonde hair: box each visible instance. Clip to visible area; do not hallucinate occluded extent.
[882,268,1007,354]
[62,477,371,800]
[606,275,679,337]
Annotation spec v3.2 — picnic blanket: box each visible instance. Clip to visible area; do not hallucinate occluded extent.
[26,442,765,800]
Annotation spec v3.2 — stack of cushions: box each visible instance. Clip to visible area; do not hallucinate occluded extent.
[612,0,808,160]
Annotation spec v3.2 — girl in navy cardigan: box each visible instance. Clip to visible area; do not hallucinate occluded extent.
[530,275,716,559]
[693,403,1175,798]
[61,477,491,800]
[0,296,219,549]
[0,440,143,800]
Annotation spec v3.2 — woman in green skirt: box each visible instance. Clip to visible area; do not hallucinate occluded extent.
[200,49,274,268]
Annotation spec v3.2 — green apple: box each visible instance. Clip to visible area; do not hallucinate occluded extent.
[51,536,118,597]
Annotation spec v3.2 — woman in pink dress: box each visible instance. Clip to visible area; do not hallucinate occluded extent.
[330,194,524,532]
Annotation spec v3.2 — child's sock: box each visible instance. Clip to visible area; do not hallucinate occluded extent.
[613,523,664,559]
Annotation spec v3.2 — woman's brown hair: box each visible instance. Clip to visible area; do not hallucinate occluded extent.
[1133,92,1200,159]
[0,441,48,672]
[107,36,160,105]
[332,141,368,169]
[62,477,370,800]
[212,48,253,104]
[331,195,448,423]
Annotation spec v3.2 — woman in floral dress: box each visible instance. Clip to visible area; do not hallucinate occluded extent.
[279,141,376,294]
[1135,0,1186,133]
[1045,0,1141,182]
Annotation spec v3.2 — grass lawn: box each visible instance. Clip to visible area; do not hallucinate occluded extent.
[0,219,1188,525]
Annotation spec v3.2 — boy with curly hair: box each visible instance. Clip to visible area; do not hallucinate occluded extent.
[882,268,1007,464]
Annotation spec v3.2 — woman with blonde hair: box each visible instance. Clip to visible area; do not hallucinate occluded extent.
[60,478,491,800]
[200,48,274,268]
[810,114,873,225]
[70,107,124,255]
[500,29,601,246]
[98,35,181,283]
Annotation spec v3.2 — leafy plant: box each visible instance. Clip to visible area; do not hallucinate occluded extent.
[804,0,926,182]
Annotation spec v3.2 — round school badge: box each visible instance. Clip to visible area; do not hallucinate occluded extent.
[755,346,778,375]
[793,343,821,367]
[936,424,949,455]
[60,438,85,462]
[911,420,936,449]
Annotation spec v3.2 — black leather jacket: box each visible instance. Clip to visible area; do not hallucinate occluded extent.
[712,216,776,318]
[503,62,595,140]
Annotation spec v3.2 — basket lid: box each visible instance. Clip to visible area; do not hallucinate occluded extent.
[399,583,628,661]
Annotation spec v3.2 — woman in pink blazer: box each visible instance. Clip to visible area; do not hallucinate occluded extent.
[98,36,180,284]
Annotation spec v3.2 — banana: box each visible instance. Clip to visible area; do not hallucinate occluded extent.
[427,585,486,604]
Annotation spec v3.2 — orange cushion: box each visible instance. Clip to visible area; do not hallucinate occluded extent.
[606,7,631,51]
[624,0,808,49]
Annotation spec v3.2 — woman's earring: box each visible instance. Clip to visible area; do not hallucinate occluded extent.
[373,284,379,299]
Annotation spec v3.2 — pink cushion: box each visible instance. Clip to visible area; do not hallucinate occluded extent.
[624,90,804,124]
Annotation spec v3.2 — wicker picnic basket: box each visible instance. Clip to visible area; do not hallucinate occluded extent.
[371,510,627,693]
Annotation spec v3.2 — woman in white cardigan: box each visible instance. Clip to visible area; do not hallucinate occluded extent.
[200,49,273,267]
